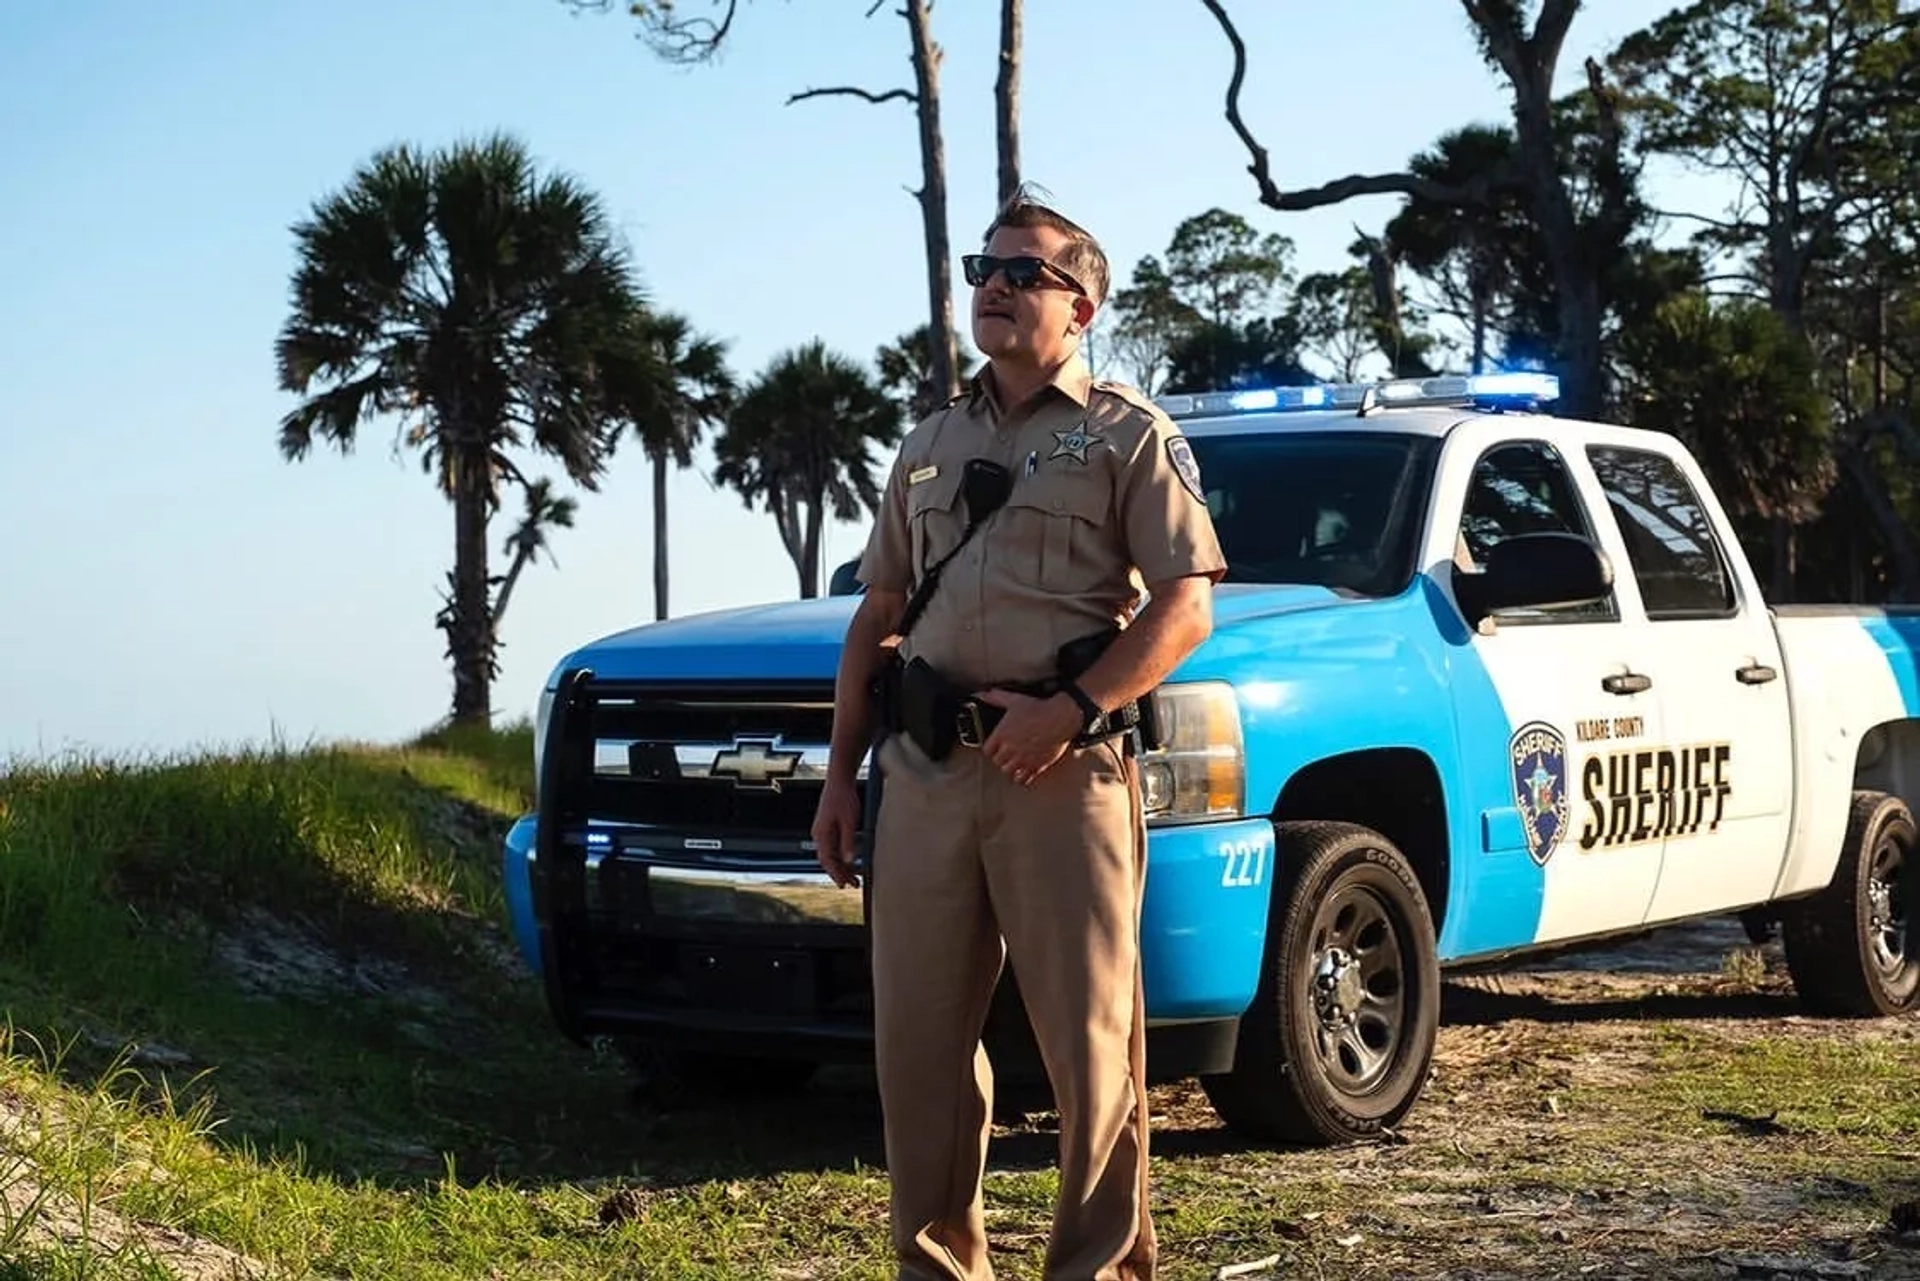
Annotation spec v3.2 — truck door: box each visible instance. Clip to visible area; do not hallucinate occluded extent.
[1437,434,1668,955]
[1583,440,1795,924]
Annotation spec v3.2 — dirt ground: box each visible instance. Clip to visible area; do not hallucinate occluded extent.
[1037,916,1920,1281]
[7,913,1916,1279]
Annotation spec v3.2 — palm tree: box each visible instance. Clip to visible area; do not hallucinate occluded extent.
[605,310,736,620]
[1385,125,1533,374]
[490,477,578,633]
[275,133,648,728]
[712,340,902,599]
[875,323,978,424]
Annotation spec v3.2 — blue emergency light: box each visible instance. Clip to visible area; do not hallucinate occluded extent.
[1157,371,1561,420]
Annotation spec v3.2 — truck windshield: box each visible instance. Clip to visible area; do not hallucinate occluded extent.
[1185,429,1438,596]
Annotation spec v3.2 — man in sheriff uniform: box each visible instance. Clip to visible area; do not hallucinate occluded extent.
[810,188,1226,1281]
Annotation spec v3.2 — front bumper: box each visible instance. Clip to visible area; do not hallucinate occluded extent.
[502,811,1275,1068]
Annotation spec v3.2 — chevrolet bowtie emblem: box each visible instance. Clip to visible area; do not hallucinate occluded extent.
[710,738,804,790]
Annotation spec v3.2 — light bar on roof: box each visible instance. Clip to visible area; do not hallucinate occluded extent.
[1157,371,1560,420]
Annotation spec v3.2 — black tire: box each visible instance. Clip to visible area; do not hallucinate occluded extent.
[1782,789,1918,1018]
[1200,821,1441,1146]
[622,1042,820,1099]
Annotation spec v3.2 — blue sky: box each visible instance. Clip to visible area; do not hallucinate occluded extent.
[0,0,1720,763]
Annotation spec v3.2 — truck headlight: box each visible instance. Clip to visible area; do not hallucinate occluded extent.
[532,684,557,803]
[1139,681,1244,825]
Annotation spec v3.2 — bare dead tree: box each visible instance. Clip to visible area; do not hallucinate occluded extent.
[559,0,740,62]
[578,0,962,405]
[1196,0,1628,418]
[904,0,960,404]
[781,4,961,404]
[997,0,1022,205]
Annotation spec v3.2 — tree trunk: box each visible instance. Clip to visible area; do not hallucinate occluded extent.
[1470,266,1490,375]
[1766,217,1813,338]
[1839,440,1920,602]
[449,461,494,728]
[492,544,533,632]
[802,497,824,600]
[905,0,960,404]
[1505,60,1605,418]
[652,450,671,620]
[1769,515,1794,603]
[996,0,1022,206]
[769,484,807,597]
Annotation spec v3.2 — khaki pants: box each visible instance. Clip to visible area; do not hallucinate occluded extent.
[868,729,1156,1281]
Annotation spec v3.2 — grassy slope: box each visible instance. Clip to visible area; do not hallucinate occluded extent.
[1,727,1917,1278]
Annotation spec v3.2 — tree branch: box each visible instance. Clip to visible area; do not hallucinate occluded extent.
[1258,166,1499,211]
[1532,0,1580,75]
[607,0,740,64]
[787,85,916,106]
[1199,0,1497,211]
[1196,0,1281,207]
[1648,206,1750,232]
[1459,0,1525,86]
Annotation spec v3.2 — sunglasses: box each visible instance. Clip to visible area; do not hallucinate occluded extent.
[961,253,1087,296]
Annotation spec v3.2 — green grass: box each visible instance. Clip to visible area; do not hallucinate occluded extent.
[1,722,1917,1278]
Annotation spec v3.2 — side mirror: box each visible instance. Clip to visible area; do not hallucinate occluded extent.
[828,557,866,597]
[1453,531,1611,627]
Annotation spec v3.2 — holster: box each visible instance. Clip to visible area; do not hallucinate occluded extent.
[897,656,978,762]
[858,652,904,883]
[869,650,904,736]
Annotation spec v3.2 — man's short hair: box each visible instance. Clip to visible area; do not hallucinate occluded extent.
[981,184,1111,307]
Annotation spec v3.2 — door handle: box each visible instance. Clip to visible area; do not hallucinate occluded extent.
[1602,671,1651,696]
[1736,663,1777,685]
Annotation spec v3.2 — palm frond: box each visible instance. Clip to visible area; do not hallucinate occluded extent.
[275,130,651,500]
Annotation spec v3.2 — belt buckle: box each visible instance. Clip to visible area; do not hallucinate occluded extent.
[955,700,986,748]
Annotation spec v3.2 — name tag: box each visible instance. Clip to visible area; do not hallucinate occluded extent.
[909,464,940,485]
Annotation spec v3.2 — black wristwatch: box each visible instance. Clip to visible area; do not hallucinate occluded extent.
[1061,681,1104,734]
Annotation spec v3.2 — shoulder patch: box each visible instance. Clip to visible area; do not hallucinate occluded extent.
[1165,434,1205,502]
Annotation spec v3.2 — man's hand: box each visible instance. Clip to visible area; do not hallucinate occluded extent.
[811,777,863,888]
[976,688,1083,786]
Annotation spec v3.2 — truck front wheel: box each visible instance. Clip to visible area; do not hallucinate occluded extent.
[1782,789,1917,1018]
[1200,821,1441,1146]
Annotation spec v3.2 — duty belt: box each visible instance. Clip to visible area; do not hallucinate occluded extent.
[881,655,1141,764]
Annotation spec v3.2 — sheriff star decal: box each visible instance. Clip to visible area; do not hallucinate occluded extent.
[1509,720,1570,867]
[1166,434,1205,502]
[1049,423,1099,464]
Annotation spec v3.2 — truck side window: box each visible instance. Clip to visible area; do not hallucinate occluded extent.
[1458,440,1615,623]
[1586,445,1737,619]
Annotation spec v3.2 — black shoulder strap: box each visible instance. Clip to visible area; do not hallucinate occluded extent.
[894,513,985,641]
[889,398,979,643]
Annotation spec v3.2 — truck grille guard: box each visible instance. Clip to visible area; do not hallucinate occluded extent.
[531,667,873,1045]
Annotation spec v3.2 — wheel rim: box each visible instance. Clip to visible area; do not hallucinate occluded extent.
[1305,881,1408,1096]
[1867,830,1909,979]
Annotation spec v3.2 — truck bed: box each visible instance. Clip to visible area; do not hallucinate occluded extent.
[1768,604,1920,899]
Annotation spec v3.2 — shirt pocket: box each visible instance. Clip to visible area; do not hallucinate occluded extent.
[1001,471,1113,593]
[907,465,967,579]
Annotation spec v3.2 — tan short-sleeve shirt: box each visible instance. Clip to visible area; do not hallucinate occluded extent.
[859,356,1227,690]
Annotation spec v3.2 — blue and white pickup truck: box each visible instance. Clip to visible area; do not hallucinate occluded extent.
[504,372,1917,1146]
